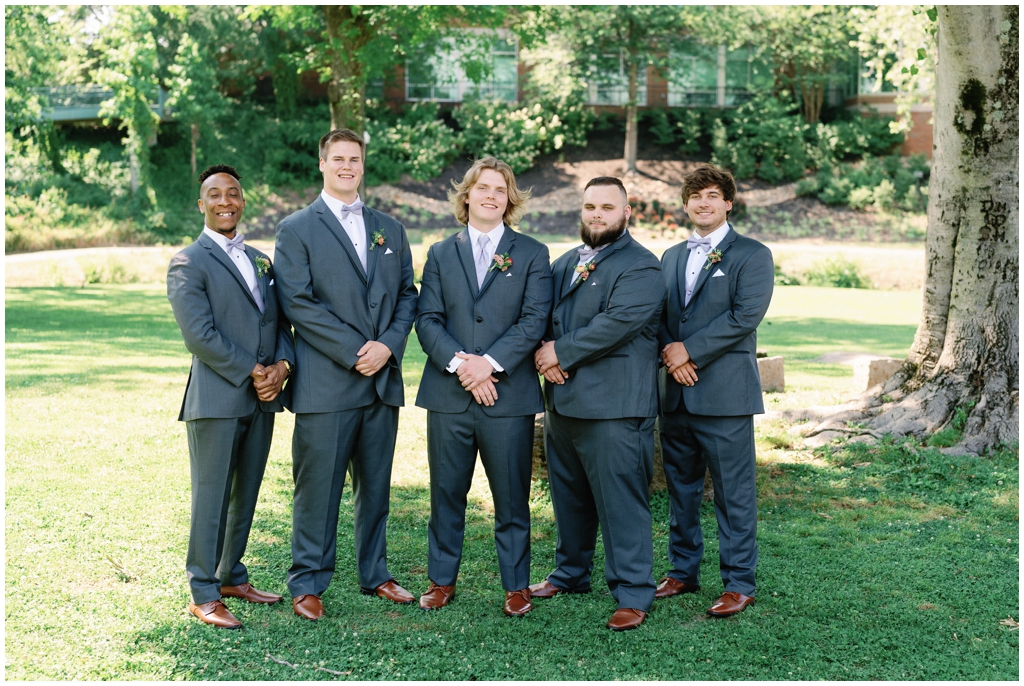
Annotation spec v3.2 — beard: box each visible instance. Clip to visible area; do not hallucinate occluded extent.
[579,215,627,248]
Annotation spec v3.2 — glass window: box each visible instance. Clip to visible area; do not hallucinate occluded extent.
[668,39,718,107]
[586,50,648,106]
[724,46,772,106]
[406,34,517,103]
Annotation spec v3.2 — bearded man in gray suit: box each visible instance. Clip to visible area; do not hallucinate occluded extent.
[168,164,295,629]
[656,164,774,617]
[414,157,552,617]
[274,129,419,620]
[530,177,665,631]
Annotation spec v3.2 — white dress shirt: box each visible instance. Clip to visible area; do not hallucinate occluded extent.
[446,222,506,375]
[684,222,730,305]
[321,190,367,273]
[203,226,263,312]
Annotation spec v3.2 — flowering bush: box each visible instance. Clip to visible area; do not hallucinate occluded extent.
[365,102,460,186]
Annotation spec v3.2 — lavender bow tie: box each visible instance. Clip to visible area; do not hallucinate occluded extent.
[224,233,245,252]
[340,199,364,221]
[577,245,602,262]
[686,236,712,252]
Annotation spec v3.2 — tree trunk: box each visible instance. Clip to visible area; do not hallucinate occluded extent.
[807,6,1019,453]
[190,123,198,180]
[323,5,367,133]
[623,55,639,173]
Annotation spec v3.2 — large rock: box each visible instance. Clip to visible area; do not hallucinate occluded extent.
[757,355,785,393]
[853,357,903,391]
[531,414,713,501]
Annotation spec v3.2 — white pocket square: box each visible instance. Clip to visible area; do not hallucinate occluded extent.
[590,280,598,285]
[384,247,394,255]
[505,272,513,277]
[269,279,275,285]
[712,269,725,277]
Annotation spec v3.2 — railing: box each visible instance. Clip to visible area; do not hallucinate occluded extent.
[31,85,172,122]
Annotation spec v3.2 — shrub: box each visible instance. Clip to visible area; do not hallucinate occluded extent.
[810,154,929,211]
[365,102,459,186]
[711,96,811,183]
[773,262,801,286]
[804,255,871,289]
[814,112,904,162]
[640,107,705,156]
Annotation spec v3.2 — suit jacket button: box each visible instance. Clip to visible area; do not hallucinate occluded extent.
[261,321,266,327]
[475,347,482,353]
[553,319,559,325]
[370,302,378,308]
[476,316,483,323]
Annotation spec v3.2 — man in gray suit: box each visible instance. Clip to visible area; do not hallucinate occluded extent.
[274,129,419,620]
[656,164,774,617]
[530,177,665,631]
[414,157,552,617]
[168,164,295,629]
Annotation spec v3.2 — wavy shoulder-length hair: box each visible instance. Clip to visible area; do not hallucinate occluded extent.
[448,156,532,227]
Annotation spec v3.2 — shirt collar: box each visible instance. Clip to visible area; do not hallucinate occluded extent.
[203,226,238,250]
[467,222,505,251]
[695,222,730,250]
[320,190,361,218]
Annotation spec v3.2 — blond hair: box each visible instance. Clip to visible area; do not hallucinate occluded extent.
[448,157,532,227]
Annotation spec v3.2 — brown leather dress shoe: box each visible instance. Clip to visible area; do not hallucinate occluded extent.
[189,600,242,629]
[362,579,415,604]
[503,588,532,617]
[606,608,646,631]
[418,582,455,610]
[707,591,754,617]
[292,594,325,621]
[528,579,560,599]
[654,577,700,599]
[221,582,282,605]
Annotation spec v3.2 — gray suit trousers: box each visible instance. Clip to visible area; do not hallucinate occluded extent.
[287,403,399,597]
[544,411,657,612]
[426,406,533,591]
[185,409,275,604]
[659,410,758,597]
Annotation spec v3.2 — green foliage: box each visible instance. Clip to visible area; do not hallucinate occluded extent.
[365,102,459,186]
[806,154,930,212]
[712,96,811,183]
[773,262,801,286]
[814,111,905,161]
[804,255,871,289]
[927,401,977,448]
[640,108,705,155]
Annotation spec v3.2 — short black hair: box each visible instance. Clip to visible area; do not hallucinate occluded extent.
[584,176,628,201]
[198,164,241,185]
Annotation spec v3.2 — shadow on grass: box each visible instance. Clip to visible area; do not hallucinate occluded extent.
[118,440,1018,681]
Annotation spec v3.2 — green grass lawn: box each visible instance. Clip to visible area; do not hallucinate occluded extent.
[5,285,1018,680]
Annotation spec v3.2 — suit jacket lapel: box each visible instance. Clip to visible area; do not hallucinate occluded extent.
[557,231,634,305]
[244,245,268,310]
[455,229,479,297]
[200,232,260,311]
[476,228,515,300]
[364,208,380,285]
[685,226,737,309]
[315,197,367,285]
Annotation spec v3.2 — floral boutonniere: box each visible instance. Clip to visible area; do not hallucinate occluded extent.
[369,228,386,250]
[575,260,596,282]
[254,256,271,278]
[489,252,513,273]
[703,249,723,271]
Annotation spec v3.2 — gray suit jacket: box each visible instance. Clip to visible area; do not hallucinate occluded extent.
[274,197,418,413]
[415,227,551,417]
[658,225,774,416]
[167,231,295,421]
[544,231,665,420]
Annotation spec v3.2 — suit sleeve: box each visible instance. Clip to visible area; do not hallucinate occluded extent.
[656,251,676,351]
[683,246,774,368]
[415,243,467,373]
[375,222,419,365]
[484,244,553,374]
[167,251,256,387]
[273,220,366,370]
[554,262,666,372]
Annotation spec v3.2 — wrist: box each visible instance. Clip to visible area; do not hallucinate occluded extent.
[278,359,292,377]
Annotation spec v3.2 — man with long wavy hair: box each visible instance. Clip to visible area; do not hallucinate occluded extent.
[414,157,552,617]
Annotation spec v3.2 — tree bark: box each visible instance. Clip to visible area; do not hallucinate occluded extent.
[323,5,367,133]
[623,53,640,173]
[808,6,1019,453]
[190,122,198,180]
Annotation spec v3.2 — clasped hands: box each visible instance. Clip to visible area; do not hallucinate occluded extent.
[662,341,699,386]
[455,353,499,407]
[250,361,289,402]
[534,340,568,385]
